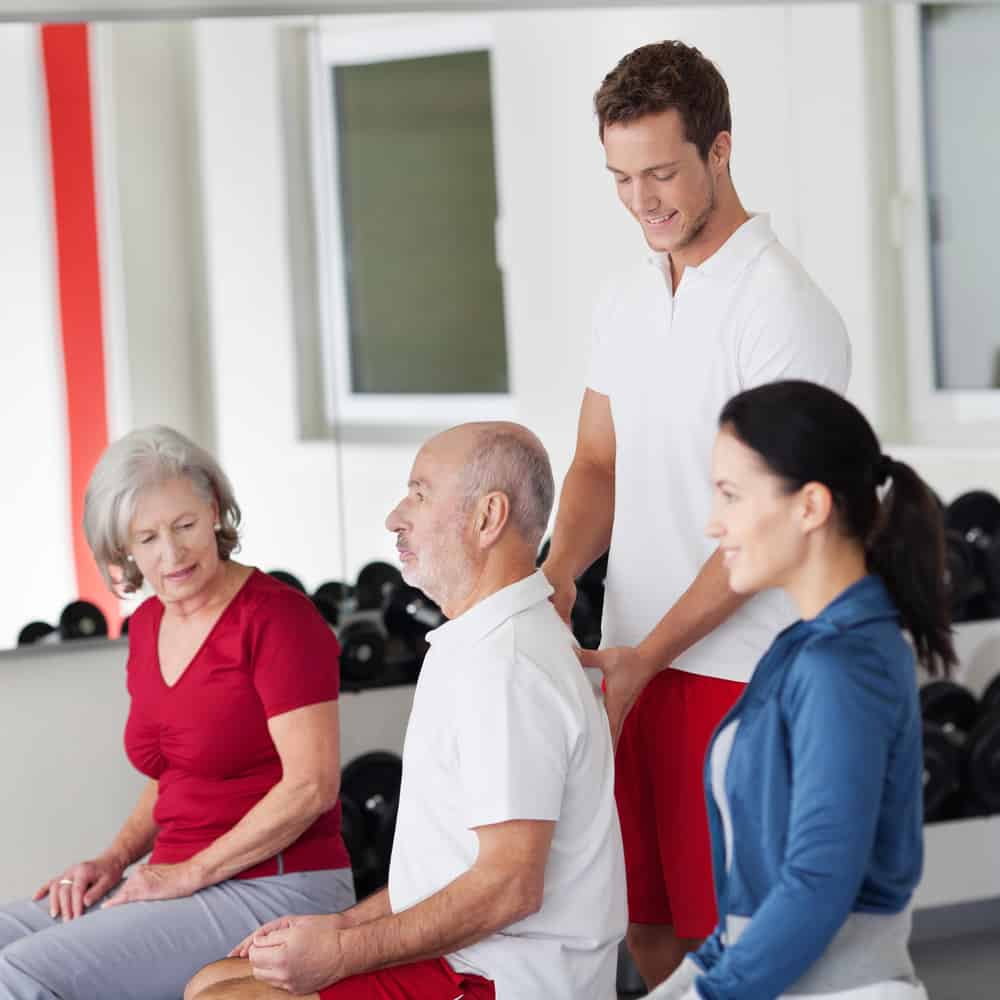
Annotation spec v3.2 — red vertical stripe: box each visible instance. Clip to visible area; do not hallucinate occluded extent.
[41,24,120,635]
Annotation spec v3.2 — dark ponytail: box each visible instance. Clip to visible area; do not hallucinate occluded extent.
[719,380,956,676]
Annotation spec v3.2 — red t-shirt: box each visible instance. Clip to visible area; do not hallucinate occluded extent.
[124,568,350,877]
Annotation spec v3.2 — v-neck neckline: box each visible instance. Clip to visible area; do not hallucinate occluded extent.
[154,567,257,691]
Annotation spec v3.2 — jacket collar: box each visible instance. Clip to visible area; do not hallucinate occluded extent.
[798,574,900,636]
[426,570,553,652]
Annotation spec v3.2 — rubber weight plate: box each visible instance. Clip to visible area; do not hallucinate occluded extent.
[355,561,403,611]
[17,621,56,646]
[946,491,1000,546]
[338,620,387,687]
[59,601,108,641]
[966,711,1000,814]
[267,570,306,593]
[923,722,963,822]
[920,680,979,732]
[982,674,1000,716]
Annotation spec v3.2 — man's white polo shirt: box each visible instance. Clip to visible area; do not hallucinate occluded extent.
[589,214,851,683]
[388,570,627,999]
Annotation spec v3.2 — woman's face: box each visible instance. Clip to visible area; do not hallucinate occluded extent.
[127,476,222,604]
[706,428,808,595]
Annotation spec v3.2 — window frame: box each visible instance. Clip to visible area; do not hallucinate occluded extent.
[309,16,513,428]
[893,3,1000,444]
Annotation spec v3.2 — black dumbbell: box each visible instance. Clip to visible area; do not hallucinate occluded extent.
[120,615,131,637]
[355,562,403,611]
[383,584,445,646]
[338,619,387,688]
[982,674,1000,716]
[17,621,57,646]
[268,570,306,593]
[920,680,978,822]
[944,530,978,622]
[341,752,402,897]
[339,795,366,870]
[946,492,1000,620]
[59,601,108,641]
[571,588,602,650]
[313,581,350,628]
[965,710,1000,815]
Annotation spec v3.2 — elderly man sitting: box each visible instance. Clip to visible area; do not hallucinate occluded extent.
[186,421,626,1000]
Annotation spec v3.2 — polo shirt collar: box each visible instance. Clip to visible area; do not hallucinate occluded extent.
[808,574,900,632]
[647,213,776,285]
[426,570,553,651]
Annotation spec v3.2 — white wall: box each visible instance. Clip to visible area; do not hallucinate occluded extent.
[190,5,893,587]
[0,25,78,649]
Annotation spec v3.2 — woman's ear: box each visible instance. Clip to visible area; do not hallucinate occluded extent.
[799,481,834,534]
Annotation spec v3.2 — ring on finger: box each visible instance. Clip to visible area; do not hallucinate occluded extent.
[58,879,76,886]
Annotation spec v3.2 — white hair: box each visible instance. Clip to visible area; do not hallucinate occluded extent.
[462,426,554,547]
[83,425,241,594]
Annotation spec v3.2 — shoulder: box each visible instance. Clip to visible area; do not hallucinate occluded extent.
[127,593,163,635]
[783,630,904,725]
[743,242,846,333]
[239,570,333,638]
[594,259,662,320]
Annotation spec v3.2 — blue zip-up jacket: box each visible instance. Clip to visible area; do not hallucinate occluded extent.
[690,576,924,1000]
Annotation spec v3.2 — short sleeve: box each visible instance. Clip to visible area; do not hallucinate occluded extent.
[454,650,576,829]
[737,283,851,394]
[247,590,341,719]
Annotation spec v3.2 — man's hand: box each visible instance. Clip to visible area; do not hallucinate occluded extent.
[579,645,659,747]
[245,914,350,994]
[541,563,577,625]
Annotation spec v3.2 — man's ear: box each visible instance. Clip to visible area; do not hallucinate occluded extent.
[476,491,510,549]
[710,131,732,176]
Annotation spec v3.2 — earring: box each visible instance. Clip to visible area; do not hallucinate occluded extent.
[126,554,135,563]
[213,522,222,532]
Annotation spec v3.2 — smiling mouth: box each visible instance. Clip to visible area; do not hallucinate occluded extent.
[165,565,196,581]
[644,210,679,227]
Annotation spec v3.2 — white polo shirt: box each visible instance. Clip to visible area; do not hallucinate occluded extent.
[388,571,627,999]
[589,214,851,682]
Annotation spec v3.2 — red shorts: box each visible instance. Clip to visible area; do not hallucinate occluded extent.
[615,668,745,938]
[318,958,495,999]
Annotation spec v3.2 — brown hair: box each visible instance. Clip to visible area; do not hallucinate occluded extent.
[594,40,732,159]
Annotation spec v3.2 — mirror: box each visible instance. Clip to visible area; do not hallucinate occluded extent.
[1,3,988,648]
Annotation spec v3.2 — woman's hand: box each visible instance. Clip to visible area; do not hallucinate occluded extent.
[101,861,204,909]
[34,854,127,921]
[579,645,658,747]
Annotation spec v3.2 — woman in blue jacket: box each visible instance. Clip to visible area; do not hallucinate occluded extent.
[650,380,955,1000]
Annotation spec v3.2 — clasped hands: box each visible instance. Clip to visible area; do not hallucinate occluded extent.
[231,913,350,994]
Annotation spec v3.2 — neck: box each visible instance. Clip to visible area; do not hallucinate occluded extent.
[439,552,537,620]
[163,560,242,620]
[669,185,750,287]
[783,541,868,621]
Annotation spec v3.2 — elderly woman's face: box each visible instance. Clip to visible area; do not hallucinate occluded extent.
[128,476,221,603]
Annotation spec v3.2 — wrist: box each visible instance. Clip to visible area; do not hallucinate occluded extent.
[634,642,664,682]
[99,846,131,874]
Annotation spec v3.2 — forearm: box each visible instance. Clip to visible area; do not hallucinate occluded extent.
[187,776,333,885]
[340,888,392,927]
[339,863,538,978]
[104,780,159,868]
[545,458,614,581]
[638,548,747,675]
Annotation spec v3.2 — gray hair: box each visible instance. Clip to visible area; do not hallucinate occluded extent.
[462,426,554,548]
[83,425,241,594]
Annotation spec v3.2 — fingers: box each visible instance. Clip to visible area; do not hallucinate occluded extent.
[578,647,602,669]
[82,873,115,910]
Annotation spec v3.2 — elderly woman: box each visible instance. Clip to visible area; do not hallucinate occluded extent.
[0,426,354,1000]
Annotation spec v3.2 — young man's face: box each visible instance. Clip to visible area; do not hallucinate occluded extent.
[603,108,720,256]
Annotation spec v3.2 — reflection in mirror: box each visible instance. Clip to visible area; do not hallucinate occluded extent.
[4,3,991,651]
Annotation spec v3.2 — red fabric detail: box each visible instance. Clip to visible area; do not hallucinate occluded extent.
[318,958,495,1000]
[40,24,119,635]
[124,570,349,874]
[615,669,745,937]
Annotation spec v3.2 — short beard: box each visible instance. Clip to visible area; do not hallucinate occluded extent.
[674,171,717,252]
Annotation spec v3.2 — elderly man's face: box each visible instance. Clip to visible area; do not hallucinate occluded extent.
[385,436,476,606]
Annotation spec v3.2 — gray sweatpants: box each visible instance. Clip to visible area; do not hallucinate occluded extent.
[0,868,355,1000]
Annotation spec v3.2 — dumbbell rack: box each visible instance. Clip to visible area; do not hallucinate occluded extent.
[914,620,1000,914]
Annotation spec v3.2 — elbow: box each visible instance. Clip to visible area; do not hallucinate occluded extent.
[504,872,545,924]
[289,774,340,820]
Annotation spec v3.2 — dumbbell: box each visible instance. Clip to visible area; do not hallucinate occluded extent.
[945,492,1000,621]
[921,679,1000,819]
[338,619,387,688]
[59,601,109,641]
[17,621,57,646]
[313,581,350,628]
[383,584,445,646]
[267,570,306,594]
[355,561,403,611]
[340,752,402,898]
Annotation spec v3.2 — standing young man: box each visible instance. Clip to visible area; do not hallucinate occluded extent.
[541,41,851,990]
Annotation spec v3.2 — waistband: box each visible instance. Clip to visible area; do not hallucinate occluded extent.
[725,907,916,995]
